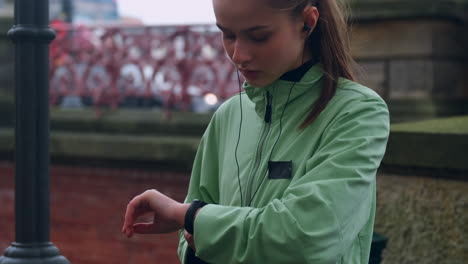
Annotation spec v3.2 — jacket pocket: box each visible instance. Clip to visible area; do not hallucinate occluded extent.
[268,161,292,179]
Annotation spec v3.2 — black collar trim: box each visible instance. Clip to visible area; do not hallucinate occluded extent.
[279,60,317,82]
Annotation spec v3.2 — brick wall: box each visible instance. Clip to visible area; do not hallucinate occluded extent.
[2,164,467,264]
[0,161,190,264]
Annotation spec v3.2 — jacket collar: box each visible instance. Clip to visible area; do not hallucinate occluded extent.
[279,59,317,81]
[243,63,323,121]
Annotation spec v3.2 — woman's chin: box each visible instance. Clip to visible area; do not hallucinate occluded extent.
[245,78,274,88]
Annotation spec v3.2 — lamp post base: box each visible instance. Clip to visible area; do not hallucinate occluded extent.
[0,242,70,264]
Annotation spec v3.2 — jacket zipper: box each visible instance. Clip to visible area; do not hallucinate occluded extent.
[245,92,272,206]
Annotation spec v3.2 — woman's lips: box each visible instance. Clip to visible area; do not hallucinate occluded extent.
[240,69,260,80]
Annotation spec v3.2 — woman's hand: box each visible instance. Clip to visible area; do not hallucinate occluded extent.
[122,189,189,237]
[184,230,196,250]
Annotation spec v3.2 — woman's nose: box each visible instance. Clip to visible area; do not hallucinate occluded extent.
[231,41,252,66]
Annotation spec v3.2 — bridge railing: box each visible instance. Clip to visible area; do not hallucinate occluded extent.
[49,23,242,115]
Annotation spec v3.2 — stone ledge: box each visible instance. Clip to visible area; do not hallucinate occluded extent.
[383,115,468,170]
[0,102,213,136]
[1,114,467,172]
[387,99,468,123]
[3,97,468,130]
[0,128,201,170]
[50,108,212,136]
[390,115,468,134]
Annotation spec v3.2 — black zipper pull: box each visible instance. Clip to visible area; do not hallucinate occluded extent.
[264,92,272,123]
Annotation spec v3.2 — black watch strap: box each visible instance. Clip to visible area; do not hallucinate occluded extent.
[184,199,207,234]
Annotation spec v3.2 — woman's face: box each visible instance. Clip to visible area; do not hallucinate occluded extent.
[213,0,307,87]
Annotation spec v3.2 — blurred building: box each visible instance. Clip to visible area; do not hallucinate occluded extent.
[50,0,120,24]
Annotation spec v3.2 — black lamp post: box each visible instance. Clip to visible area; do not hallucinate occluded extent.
[0,0,70,263]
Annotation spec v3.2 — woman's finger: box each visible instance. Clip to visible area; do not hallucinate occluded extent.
[123,196,146,232]
[123,201,137,229]
[123,226,134,237]
[183,230,191,239]
[184,230,195,250]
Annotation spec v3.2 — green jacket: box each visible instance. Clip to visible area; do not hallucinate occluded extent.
[178,64,390,264]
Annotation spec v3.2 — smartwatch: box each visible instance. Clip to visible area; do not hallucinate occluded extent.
[184,199,207,234]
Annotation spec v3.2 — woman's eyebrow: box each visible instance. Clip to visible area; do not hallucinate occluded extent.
[244,25,271,33]
[215,23,227,31]
[216,23,271,33]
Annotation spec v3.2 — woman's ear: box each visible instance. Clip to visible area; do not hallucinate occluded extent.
[303,6,319,34]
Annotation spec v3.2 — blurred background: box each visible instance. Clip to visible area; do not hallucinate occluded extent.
[0,0,467,263]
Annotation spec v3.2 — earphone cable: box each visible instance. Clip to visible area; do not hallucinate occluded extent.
[235,69,244,207]
[248,80,297,206]
[247,50,308,206]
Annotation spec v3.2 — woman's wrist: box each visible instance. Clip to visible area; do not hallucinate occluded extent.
[174,203,191,229]
[174,202,205,231]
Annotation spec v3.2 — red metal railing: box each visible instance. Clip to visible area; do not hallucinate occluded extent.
[49,23,242,115]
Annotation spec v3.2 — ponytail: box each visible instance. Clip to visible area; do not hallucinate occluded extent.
[269,0,356,128]
[300,0,355,128]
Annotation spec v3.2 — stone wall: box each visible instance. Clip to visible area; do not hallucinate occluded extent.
[350,0,468,121]
[352,19,468,99]
[375,171,467,264]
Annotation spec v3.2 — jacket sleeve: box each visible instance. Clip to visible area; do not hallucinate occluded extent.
[177,110,221,264]
[191,96,390,264]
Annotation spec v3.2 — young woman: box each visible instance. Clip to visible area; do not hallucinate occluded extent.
[122,0,390,263]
